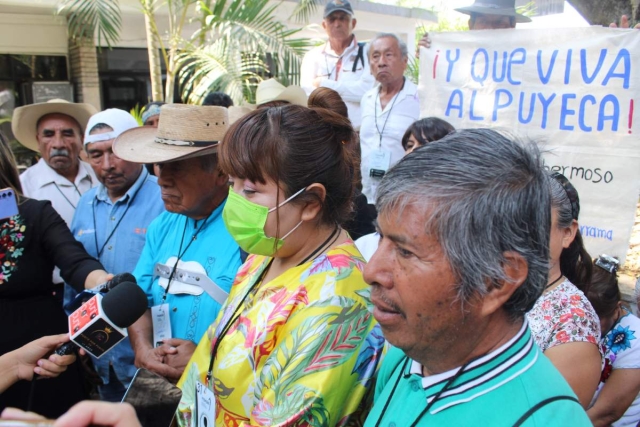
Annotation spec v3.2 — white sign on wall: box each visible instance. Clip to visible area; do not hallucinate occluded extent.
[420,27,640,263]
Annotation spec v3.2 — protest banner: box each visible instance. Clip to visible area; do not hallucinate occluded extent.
[419,27,640,264]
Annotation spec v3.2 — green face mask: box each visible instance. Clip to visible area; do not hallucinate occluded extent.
[222,186,305,256]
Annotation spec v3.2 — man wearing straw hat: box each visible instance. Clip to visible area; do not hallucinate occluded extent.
[12,99,99,226]
[113,104,242,381]
[12,99,99,293]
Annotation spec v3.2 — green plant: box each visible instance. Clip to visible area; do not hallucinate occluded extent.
[57,0,122,48]
[130,104,144,126]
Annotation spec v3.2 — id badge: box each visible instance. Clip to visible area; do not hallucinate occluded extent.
[369,149,391,179]
[151,304,172,347]
[195,381,215,427]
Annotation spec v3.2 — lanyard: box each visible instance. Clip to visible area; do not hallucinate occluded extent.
[374,77,405,148]
[204,226,341,386]
[161,212,213,302]
[373,356,475,427]
[323,40,352,80]
[92,170,145,259]
[53,181,82,210]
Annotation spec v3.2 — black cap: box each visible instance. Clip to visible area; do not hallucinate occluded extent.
[324,0,354,18]
[101,282,148,328]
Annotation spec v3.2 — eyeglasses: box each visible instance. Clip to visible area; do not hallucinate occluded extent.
[595,254,619,274]
[550,172,580,220]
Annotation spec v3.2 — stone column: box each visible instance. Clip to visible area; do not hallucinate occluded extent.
[68,38,101,110]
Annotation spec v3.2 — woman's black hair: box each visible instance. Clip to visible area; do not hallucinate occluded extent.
[401,117,455,151]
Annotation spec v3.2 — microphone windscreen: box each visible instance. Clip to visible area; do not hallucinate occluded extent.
[101,282,148,328]
[108,272,137,290]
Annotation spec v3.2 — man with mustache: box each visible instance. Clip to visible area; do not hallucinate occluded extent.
[12,99,99,291]
[69,109,165,401]
[363,129,592,426]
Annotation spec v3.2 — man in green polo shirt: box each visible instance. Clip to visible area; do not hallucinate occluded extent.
[363,129,592,426]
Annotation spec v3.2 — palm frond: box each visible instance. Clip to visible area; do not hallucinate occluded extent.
[289,0,321,24]
[57,0,122,48]
[179,0,313,103]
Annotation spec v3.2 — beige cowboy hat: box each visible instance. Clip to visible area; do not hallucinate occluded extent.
[11,99,98,152]
[113,104,229,164]
[256,79,308,107]
[228,106,255,125]
[455,0,532,23]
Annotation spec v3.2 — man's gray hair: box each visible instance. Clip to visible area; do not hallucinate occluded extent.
[369,33,408,59]
[376,128,550,319]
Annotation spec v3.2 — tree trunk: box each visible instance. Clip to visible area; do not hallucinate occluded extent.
[567,0,639,26]
[144,5,164,102]
[164,52,175,103]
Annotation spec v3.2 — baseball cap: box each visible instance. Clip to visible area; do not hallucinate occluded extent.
[84,108,139,146]
[324,0,354,18]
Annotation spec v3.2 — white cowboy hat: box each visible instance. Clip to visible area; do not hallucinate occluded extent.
[113,104,229,164]
[11,99,98,152]
[256,79,308,107]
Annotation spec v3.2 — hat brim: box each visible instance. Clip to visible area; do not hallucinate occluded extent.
[454,6,532,23]
[268,86,308,107]
[113,127,218,164]
[11,102,98,152]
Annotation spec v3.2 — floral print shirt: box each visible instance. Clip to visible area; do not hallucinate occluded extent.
[592,309,640,427]
[526,279,600,352]
[0,215,26,284]
[177,242,384,427]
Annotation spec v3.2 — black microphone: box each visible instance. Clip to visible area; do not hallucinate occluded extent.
[93,272,137,293]
[55,282,147,357]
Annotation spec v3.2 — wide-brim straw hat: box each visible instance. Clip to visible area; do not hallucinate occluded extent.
[113,104,229,164]
[228,106,255,124]
[12,99,98,152]
[256,79,308,107]
[455,0,532,23]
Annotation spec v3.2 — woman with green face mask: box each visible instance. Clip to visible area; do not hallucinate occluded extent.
[176,90,383,427]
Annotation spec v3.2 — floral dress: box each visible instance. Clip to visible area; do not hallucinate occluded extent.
[177,242,384,427]
[526,279,600,352]
[591,309,640,427]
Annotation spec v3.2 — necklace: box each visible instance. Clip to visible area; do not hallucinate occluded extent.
[545,273,564,291]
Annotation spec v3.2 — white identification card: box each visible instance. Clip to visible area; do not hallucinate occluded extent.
[195,381,215,427]
[151,304,172,347]
[369,149,391,174]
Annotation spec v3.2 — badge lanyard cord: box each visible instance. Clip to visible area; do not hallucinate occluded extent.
[374,355,475,427]
[92,173,145,259]
[161,212,213,303]
[204,225,341,386]
[53,181,82,210]
[374,77,405,148]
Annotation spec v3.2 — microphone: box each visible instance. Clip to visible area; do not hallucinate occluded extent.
[64,272,137,313]
[55,281,147,358]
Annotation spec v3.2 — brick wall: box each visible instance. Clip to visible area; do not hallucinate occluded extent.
[68,38,101,110]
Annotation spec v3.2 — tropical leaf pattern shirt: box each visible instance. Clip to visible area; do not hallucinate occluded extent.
[177,242,384,427]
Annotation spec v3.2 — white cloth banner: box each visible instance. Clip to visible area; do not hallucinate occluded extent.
[419,27,640,264]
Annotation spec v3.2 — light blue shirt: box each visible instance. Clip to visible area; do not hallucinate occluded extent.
[70,167,165,386]
[133,200,242,343]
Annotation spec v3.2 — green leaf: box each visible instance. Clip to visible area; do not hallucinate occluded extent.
[57,0,122,49]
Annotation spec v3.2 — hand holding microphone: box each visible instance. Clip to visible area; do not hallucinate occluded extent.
[56,281,148,358]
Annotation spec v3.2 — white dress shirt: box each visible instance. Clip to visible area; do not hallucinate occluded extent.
[20,158,97,284]
[300,37,375,130]
[359,79,420,204]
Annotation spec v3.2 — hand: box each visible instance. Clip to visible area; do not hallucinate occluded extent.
[158,338,196,382]
[1,407,48,421]
[416,32,431,58]
[312,76,325,88]
[610,14,640,29]
[16,334,76,381]
[54,401,141,427]
[133,344,182,381]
